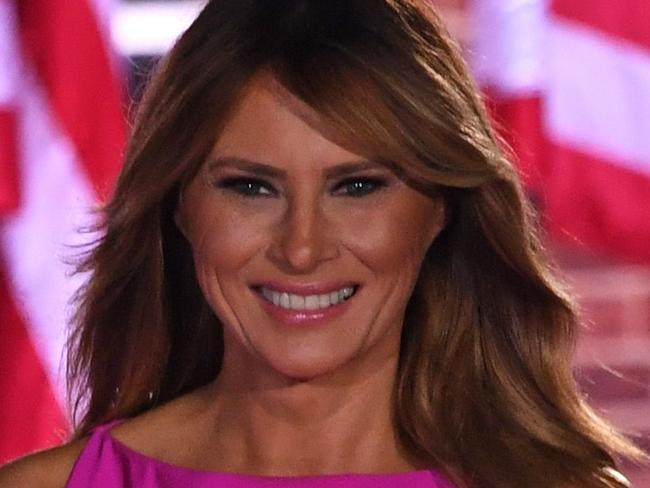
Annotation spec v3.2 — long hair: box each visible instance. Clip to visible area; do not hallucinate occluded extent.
[68,0,645,486]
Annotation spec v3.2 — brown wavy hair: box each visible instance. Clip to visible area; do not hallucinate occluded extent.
[68,0,645,486]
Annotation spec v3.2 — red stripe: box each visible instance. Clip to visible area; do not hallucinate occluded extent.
[552,0,650,53]
[0,110,20,215]
[17,0,126,200]
[0,257,69,464]
[545,143,650,263]
[484,92,548,198]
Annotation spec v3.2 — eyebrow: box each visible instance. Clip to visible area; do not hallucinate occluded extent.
[205,156,389,180]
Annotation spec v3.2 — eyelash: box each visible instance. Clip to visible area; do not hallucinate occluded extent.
[333,177,387,197]
[216,177,388,198]
[216,178,276,197]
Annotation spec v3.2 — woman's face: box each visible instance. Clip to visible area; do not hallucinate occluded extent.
[178,76,445,382]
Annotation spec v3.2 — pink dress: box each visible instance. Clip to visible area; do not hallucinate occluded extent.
[65,422,455,487]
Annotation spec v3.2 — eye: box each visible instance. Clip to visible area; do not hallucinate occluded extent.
[333,177,387,197]
[216,177,276,197]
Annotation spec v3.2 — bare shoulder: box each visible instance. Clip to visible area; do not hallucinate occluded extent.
[110,385,215,461]
[115,389,210,445]
[0,386,213,488]
[0,438,88,488]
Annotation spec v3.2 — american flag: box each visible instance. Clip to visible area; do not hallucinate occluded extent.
[473,0,650,262]
[0,0,124,463]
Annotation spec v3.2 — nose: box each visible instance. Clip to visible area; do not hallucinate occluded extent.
[268,196,338,273]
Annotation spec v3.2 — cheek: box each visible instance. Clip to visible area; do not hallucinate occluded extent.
[184,198,272,285]
[184,199,276,330]
[336,194,442,276]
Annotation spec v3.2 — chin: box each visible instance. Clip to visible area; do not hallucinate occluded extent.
[265,351,356,383]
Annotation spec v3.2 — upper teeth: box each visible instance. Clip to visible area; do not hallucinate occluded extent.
[261,286,355,310]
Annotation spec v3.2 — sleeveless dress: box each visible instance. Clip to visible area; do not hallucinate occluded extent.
[65,421,455,487]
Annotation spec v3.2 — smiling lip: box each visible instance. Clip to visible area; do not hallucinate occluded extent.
[252,281,360,326]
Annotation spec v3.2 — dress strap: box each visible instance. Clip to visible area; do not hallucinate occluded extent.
[64,419,127,487]
[89,418,125,434]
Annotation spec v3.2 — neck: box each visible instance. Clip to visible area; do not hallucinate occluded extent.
[202,348,418,476]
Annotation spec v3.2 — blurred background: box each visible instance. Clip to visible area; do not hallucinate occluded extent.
[1,0,649,484]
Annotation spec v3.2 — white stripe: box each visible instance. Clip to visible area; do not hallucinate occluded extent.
[545,19,650,175]
[0,65,98,406]
[471,0,549,94]
[89,0,117,43]
[591,399,650,433]
[112,0,206,56]
[574,336,650,368]
[86,0,125,84]
[0,0,20,105]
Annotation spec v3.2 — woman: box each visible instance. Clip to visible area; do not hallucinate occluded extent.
[0,0,644,486]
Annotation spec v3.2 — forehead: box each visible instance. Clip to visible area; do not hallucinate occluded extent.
[211,74,367,167]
